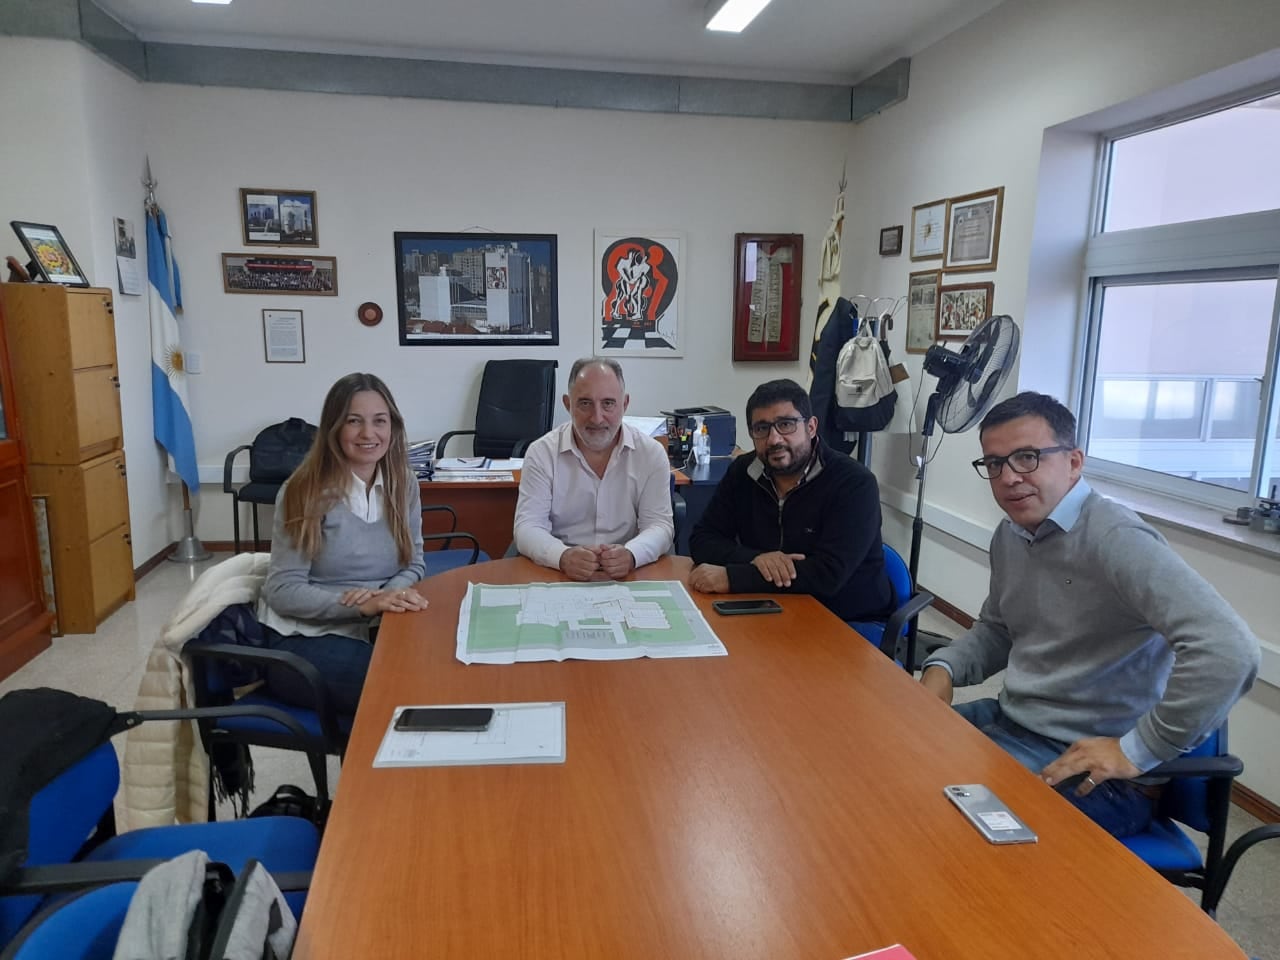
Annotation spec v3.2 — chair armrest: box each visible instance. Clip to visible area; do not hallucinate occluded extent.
[1,859,168,895]
[181,643,343,748]
[128,703,322,749]
[1145,753,1244,780]
[421,504,459,533]
[512,438,534,457]
[880,589,935,660]
[423,531,480,564]
[223,445,252,494]
[436,430,475,460]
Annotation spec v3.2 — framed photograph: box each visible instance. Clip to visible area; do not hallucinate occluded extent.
[393,232,558,346]
[879,225,903,257]
[595,231,685,358]
[910,199,946,261]
[937,281,995,340]
[9,221,89,286]
[906,270,941,354]
[222,253,337,296]
[113,217,143,295]
[239,188,318,246]
[263,308,306,363]
[943,187,1004,272]
[731,233,803,362]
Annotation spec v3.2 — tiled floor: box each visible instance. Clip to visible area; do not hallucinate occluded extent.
[3,564,1276,957]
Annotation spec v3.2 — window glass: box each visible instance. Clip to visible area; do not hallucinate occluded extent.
[1104,94,1280,232]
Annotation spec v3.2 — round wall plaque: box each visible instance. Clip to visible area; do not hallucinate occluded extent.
[357,302,383,327]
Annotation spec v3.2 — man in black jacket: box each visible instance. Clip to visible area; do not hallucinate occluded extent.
[689,378,893,622]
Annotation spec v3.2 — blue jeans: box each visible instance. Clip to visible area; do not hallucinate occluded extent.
[261,632,371,717]
[954,698,1154,839]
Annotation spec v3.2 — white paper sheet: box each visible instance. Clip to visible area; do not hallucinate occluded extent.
[373,702,565,768]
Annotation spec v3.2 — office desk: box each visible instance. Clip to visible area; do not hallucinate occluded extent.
[420,475,520,560]
[295,557,1245,960]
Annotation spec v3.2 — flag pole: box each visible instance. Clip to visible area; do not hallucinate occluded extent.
[144,158,210,564]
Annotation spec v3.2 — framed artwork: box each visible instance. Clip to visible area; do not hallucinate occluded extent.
[732,233,803,362]
[943,187,1004,272]
[879,225,903,257]
[240,189,318,246]
[906,270,941,354]
[222,253,337,295]
[263,308,305,363]
[937,281,995,340]
[594,231,685,358]
[393,232,558,346]
[910,199,946,261]
[9,221,89,286]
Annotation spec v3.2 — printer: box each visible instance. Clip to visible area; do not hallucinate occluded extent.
[661,406,737,458]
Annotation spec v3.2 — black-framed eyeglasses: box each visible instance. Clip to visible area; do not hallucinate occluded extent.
[749,416,805,440]
[971,445,1071,479]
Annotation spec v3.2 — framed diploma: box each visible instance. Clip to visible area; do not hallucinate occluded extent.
[943,187,1004,273]
[263,308,306,363]
[906,270,940,354]
[732,233,803,362]
[910,200,946,261]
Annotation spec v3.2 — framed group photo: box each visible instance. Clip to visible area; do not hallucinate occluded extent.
[732,233,803,362]
[937,281,995,340]
[222,254,337,295]
[240,188,318,246]
[943,187,1004,272]
[393,232,559,346]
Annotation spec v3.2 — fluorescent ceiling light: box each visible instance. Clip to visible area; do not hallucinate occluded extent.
[192,0,233,5]
[705,0,773,33]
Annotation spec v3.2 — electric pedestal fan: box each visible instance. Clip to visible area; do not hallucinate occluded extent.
[904,313,1020,669]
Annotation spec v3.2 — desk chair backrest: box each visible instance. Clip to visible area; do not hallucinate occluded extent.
[845,545,934,668]
[437,359,557,460]
[248,418,316,485]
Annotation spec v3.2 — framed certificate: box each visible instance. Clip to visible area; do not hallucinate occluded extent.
[910,200,946,261]
[263,308,306,363]
[943,187,1004,273]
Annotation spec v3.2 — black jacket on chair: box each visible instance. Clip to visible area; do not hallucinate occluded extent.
[808,297,859,456]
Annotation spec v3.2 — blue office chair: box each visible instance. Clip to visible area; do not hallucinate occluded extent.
[846,544,935,670]
[1118,725,1243,914]
[0,702,320,950]
[422,504,489,576]
[1202,822,1280,917]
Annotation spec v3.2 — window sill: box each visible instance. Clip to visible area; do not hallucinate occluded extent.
[1087,476,1280,562]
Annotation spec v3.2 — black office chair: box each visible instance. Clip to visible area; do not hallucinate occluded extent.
[223,419,318,553]
[1202,822,1280,916]
[436,359,557,459]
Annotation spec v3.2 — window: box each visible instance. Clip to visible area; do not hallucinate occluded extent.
[1080,90,1280,506]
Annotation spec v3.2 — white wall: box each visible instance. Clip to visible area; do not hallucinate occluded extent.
[841,0,1280,800]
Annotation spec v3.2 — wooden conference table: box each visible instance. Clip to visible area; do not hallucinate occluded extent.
[294,557,1244,959]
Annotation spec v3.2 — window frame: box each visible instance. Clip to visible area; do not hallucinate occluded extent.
[1077,88,1280,509]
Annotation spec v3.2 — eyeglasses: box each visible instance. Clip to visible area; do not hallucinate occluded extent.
[971,445,1071,479]
[749,416,805,439]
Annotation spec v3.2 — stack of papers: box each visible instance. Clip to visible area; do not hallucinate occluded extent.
[435,457,523,472]
[373,702,565,768]
[408,439,436,478]
[623,416,668,438]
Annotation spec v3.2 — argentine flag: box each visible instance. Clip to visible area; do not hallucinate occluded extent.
[147,207,200,492]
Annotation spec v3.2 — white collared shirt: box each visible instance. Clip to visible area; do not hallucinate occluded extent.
[513,421,674,570]
[346,468,385,523]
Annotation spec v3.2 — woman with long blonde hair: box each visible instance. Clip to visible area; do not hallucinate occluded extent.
[258,372,427,713]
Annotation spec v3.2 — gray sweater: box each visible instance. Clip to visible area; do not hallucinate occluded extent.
[926,489,1259,767]
[261,475,426,629]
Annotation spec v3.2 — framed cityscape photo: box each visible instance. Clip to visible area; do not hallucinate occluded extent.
[239,188,318,246]
[222,253,337,295]
[942,187,1004,272]
[732,233,803,362]
[394,232,559,346]
[9,221,89,285]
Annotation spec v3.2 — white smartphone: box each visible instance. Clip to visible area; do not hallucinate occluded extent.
[943,784,1038,844]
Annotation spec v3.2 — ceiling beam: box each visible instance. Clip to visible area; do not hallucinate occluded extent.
[1,0,909,123]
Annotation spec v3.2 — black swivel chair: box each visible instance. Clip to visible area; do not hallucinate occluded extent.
[436,359,557,459]
[223,419,318,553]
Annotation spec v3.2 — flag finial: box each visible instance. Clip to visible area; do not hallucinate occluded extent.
[143,157,158,214]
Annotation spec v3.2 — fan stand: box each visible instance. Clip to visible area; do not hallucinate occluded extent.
[903,391,942,673]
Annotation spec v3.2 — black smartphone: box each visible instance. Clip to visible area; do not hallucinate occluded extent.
[394,707,495,732]
[711,599,783,616]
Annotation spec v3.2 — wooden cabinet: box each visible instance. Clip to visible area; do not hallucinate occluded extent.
[2,284,134,634]
[0,288,54,678]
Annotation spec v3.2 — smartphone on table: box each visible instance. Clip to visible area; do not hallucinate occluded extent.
[394,707,495,732]
[711,599,783,616]
[943,784,1038,844]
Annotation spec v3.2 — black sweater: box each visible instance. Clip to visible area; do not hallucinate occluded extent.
[689,441,893,622]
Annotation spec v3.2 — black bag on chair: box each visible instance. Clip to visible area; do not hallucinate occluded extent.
[250,418,316,485]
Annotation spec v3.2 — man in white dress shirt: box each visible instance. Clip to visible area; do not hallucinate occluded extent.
[514,357,674,581]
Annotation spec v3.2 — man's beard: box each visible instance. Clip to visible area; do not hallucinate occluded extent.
[761,440,813,477]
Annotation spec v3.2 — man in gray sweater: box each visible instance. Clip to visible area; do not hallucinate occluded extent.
[921,392,1259,837]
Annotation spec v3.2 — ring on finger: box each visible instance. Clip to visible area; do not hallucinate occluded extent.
[1085,775,1097,788]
